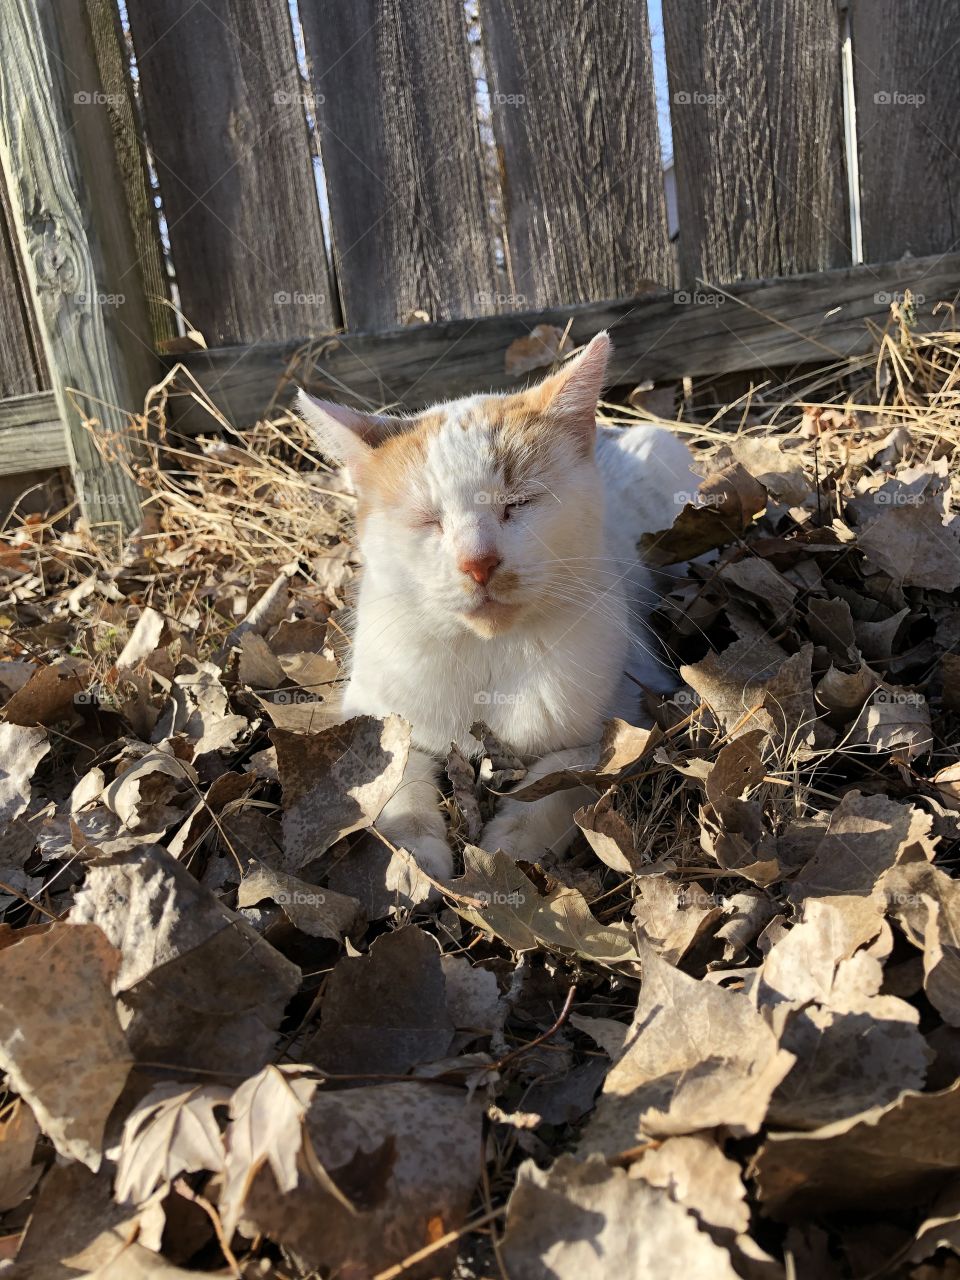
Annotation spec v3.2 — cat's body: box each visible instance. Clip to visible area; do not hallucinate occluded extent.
[298,334,695,879]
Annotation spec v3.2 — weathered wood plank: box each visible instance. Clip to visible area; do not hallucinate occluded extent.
[482,0,673,306]
[0,0,157,530]
[84,0,173,347]
[663,0,849,285]
[0,391,68,472]
[850,0,960,262]
[300,0,498,329]
[169,251,960,429]
[0,172,47,397]
[125,0,336,345]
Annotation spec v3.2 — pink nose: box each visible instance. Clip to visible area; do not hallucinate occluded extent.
[459,552,501,586]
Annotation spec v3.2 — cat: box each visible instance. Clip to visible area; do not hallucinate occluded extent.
[297,333,696,881]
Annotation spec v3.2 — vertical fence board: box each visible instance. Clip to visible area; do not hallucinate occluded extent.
[482,0,672,309]
[300,0,498,331]
[0,0,157,530]
[125,0,336,346]
[0,176,47,397]
[850,0,960,263]
[663,0,849,287]
[84,0,173,347]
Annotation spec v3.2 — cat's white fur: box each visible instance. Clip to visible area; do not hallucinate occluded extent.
[297,333,696,880]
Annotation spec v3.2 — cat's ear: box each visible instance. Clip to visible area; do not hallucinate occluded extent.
[524,332,611,448]
[295,389,397,468]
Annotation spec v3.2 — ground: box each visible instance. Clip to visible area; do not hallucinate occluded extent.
[0,308,959,1278]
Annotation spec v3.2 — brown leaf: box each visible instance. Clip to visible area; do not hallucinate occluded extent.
[501,1154,741,1279]
[306,927,454,1075]
[631,877,723,964]
[759,899,928,1128]
[751,1081,960,1217]
[575,788,642,874]
[882,862,960,1025]
[640,463,767,567]
[0,1099,41,1212]
[1,660,84,727]
[115,607,166,671]
[238,864,363,942]
[445,742,482,842]
[582,947,793,1152]
[788,791,936,901]
[240,1082,481,1277]
[453,846,642,966]
[854,471,960,590]
[709,437,809,505]
[0,924,131,1169]
[70,844,301,1075]
[504,324,573,376]
[271,713,411,870]
[115,1082,230,1204]
[219,1063,320,1238]
[0,723,48,829]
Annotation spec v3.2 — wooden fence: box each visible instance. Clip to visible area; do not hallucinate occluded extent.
[1,0,959,529]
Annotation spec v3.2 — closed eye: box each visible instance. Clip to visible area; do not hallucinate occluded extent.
[414,513,442,532]
[502,495,535,521]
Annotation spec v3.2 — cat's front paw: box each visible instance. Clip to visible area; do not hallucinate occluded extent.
[402,834,455,883]
[480,805,546,862]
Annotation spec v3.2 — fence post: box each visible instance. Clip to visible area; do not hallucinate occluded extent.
[0,0,158,535]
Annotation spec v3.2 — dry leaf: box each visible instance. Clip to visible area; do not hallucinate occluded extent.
[271,713,411,870]
[582,946,793,1153]
[0,722,48,829]
[238,863,363,942]
[504,324,573,376]
[70,844,301,1075]
[454,846,641,966]
[306,927,454,1074]
[0,924,131,1169]
[239,1083,481,1277]
[502,1155,741,1279]
[115,1083,230,1204]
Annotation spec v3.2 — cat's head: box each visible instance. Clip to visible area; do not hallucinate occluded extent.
[297,332,611,638]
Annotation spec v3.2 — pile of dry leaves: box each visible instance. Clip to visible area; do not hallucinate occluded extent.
[1,312,960,1279]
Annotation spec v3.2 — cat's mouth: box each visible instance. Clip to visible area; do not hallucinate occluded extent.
[459,591,521,634]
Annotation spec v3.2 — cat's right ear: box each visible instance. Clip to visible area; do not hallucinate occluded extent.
[295,389,396,469]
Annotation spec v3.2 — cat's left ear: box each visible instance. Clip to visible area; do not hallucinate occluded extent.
[295,389,397,469]
[525,332,611,449]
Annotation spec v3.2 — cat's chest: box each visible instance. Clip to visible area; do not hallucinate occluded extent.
[349,624,615,758]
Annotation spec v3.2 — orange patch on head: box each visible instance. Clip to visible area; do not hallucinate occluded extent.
[351,412,440,528]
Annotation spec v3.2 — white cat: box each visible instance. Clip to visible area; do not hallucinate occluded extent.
[297,333,695,880]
